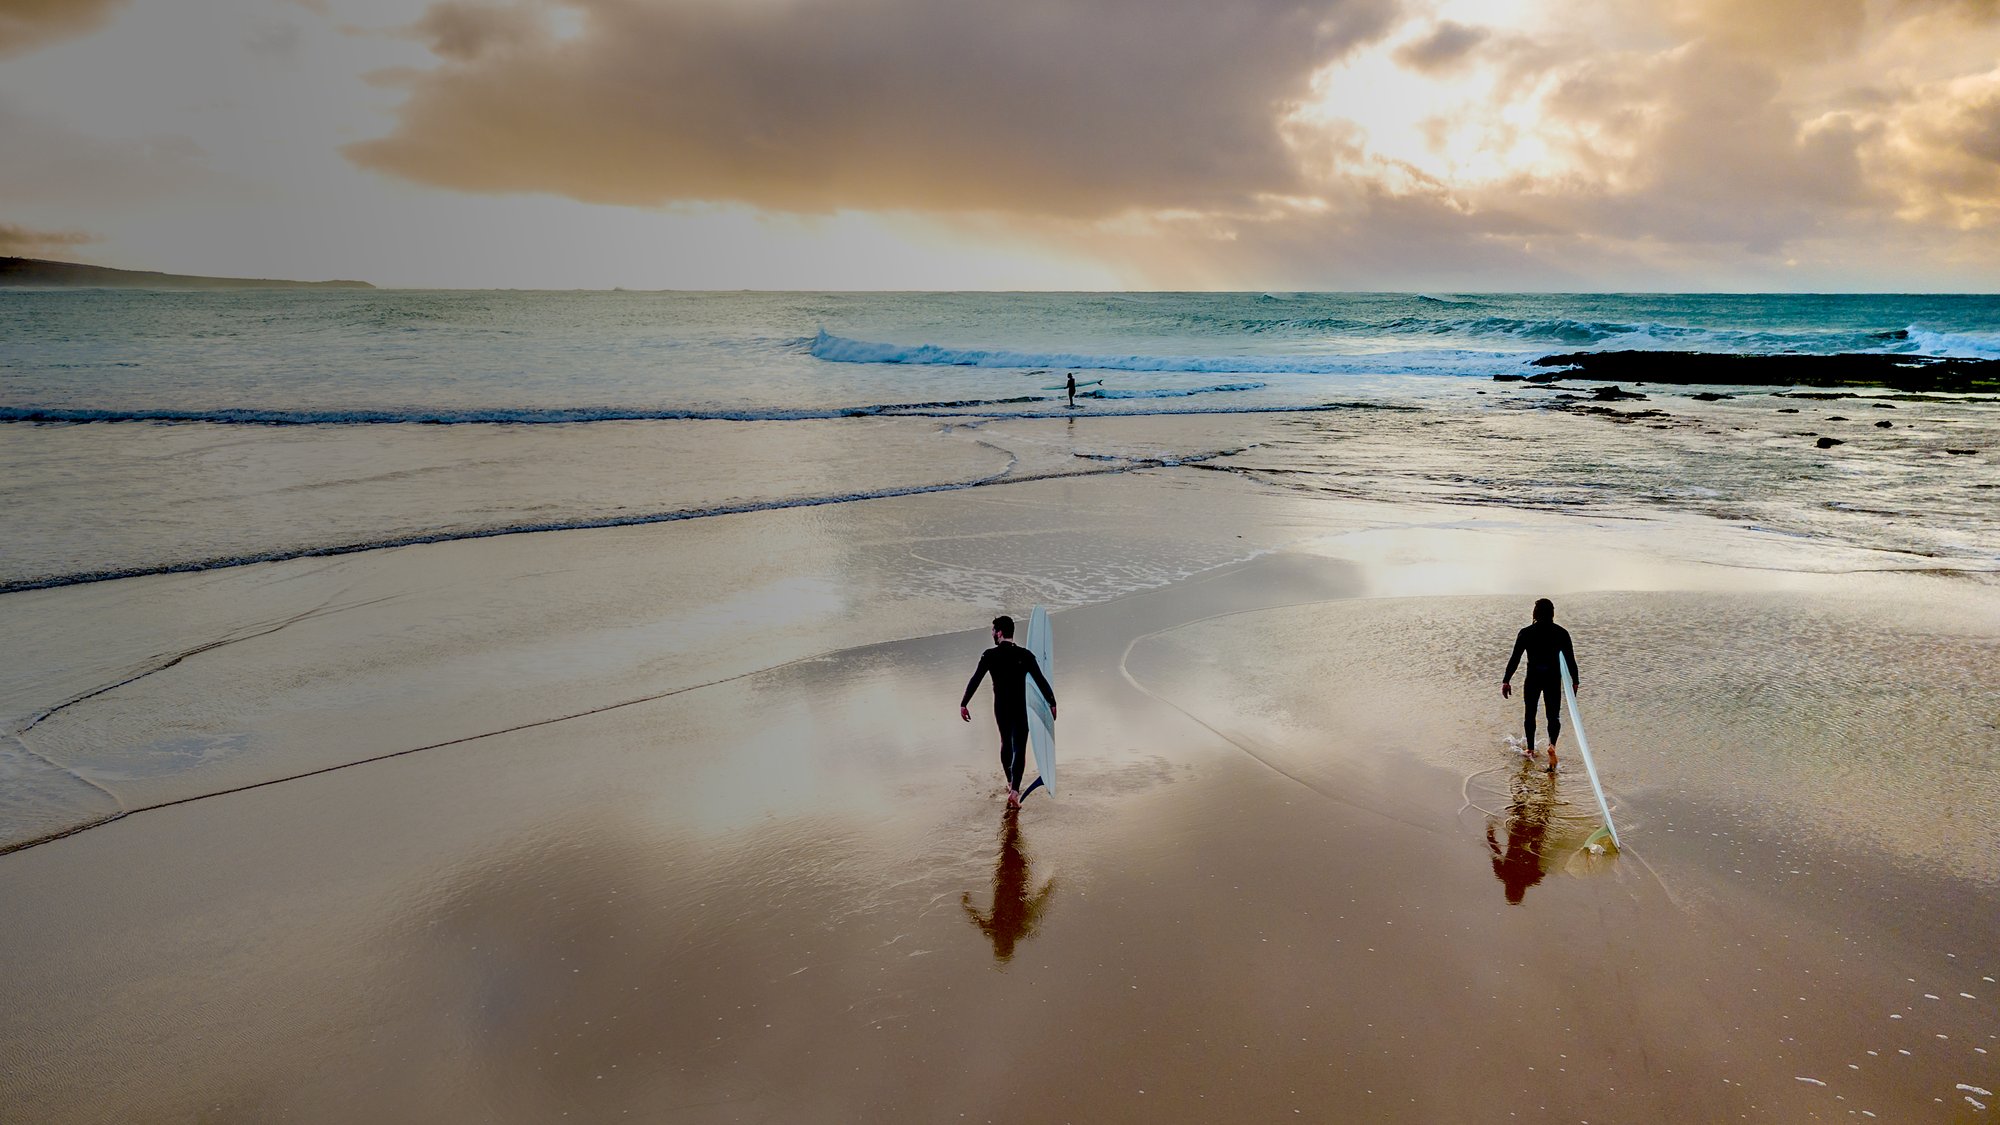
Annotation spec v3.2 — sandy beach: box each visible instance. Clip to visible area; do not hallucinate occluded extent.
[3,438,1996,1122]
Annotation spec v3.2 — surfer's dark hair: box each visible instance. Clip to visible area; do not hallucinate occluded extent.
[1533,598,1555,623]
[992,615,1014,638]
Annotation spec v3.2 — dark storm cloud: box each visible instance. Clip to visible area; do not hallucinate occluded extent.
[347,0,1403,218]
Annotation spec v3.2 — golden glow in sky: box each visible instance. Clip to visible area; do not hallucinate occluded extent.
[4,0,2000,289]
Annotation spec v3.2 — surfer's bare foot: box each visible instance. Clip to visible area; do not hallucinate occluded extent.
[1007,789,1021,808]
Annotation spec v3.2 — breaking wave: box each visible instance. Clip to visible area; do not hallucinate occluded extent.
[810,329,1524,377]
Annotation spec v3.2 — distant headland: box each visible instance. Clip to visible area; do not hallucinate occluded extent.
[0,257,373,290]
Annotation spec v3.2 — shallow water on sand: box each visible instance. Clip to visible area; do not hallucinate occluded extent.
[1127,584,2000,885]
[4,550,1994,1123]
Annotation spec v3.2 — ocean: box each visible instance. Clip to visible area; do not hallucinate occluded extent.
[3,290,1996,598]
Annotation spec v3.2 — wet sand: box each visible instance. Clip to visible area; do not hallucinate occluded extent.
[2,472,1998,1122]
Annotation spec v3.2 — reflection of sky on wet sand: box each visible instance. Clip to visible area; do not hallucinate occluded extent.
[2,467,1321,852]
[4,432,1999,1123]
[1129,579,2000,886]
[3,543,1997,1120]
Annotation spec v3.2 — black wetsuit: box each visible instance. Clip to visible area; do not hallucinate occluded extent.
[962,643,1056,791]
[1504,621,1579,748]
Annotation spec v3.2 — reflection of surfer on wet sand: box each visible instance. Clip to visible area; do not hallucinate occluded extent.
[1486,760,1558,904]
[962,806,1056,963]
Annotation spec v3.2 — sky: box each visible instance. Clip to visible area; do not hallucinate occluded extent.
[3,0,1999,290]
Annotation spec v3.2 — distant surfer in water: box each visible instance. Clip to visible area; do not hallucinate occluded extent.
[961,615,1056,808]
[1501,598,1580,774]
[1066,372,1078,407]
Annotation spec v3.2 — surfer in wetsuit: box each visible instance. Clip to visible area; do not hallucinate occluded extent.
[1501,598,1579,774]
[1066,372,1078,407]
[960,615,1056,808]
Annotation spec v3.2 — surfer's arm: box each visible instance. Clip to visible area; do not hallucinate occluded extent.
[1502,630,1527,693]
[1561,630,1580,689]
[960,652,991,716]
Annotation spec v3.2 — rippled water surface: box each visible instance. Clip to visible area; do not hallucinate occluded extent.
[4,290,1997,591]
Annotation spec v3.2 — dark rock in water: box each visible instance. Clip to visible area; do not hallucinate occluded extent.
[1816,437,1844,448]
[1525,372,1562,384]
[1875,420,1893,428]
[1946,448,1979,455]
[1826,415,1848,421]
[1492,374,1526,382]
[1591,385,1647,401]
[1779,391,1858,400]
[1777,407,1800,413]
[1531,349,2000,393]
[1798,432,1819,437]
[1690,392,1734,401]
[1577,407,1671,422]
[1873,402,1896,409]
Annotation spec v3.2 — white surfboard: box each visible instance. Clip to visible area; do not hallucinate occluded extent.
[1025,605,1055,796]
[1560,659,1619,850]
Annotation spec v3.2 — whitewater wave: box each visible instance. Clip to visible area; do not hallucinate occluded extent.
[1091,382,1265,399]
[811,329,1525,377]
[1902,327,2000,359]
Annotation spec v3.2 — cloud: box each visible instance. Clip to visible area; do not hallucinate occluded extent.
[0,221,95,256]
[0,0,127,57]
[1029,0,2000,289]
[1868,66,2000,229]
[1392,20,1489,73]
[349,0,1402,218]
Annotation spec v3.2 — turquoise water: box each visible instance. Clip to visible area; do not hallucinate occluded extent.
[2,290,1997,591]
[3,290,1998,419]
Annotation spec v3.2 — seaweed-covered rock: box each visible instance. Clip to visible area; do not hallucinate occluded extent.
[1816,437,1844,448]
[1531,350,2000,393]
[1592,385,1648,401]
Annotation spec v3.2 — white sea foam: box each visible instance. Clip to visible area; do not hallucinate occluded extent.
[810,328,1527,378]
[1092,382,1265,399]
[1902,327,2000,359]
